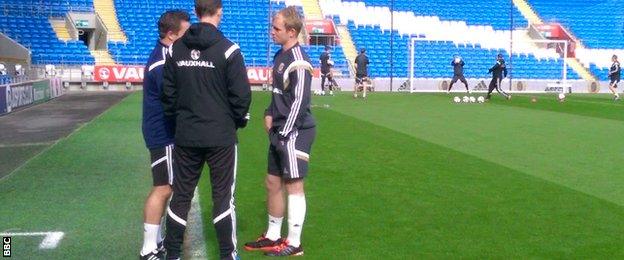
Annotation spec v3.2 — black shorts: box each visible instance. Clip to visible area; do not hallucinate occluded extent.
[610,78,620,87]
[355,74,367,84]
[451,75,467,83]
[267,128,316,180]
[149,144,175,186]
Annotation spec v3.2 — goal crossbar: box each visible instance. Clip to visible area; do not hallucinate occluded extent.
[408,37,569,93]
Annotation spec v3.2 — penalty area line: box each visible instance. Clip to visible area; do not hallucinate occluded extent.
[0,231,65,249]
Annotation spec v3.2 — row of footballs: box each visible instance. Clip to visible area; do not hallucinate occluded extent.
[454,94,566,103]
[453,96,486,103]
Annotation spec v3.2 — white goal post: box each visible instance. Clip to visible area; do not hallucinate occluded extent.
[408,37,569,93]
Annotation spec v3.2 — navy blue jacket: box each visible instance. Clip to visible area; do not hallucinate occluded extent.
[142,40,175,149]
[266,43,316,138]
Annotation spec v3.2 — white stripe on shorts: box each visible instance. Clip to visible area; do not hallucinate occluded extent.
[166,144,174,185]
[288,130,299,178]
[151,156,167,168]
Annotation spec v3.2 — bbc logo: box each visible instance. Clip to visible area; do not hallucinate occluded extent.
[2,237,10,257]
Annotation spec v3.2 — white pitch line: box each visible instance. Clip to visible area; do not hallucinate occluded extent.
[0,231,65,249]
[183,188,208,260]
[0,142,55,148]
[39,232,64,249]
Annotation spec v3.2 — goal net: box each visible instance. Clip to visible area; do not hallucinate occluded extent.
[407,37,569,93]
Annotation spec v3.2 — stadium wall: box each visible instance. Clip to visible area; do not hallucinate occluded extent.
[0,78,64,116]
[60,76,608,94]
[309,78,610,94]
[0,85,6,115]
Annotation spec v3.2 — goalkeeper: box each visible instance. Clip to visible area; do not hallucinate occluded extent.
[448,55,470,94]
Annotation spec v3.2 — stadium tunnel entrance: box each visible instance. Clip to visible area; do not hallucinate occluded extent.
[69,12,109,51]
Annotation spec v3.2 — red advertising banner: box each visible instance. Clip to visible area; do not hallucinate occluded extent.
[93,66,319,84]
[94,65,144,82]
[247,67,273,84]
[534,24,563,38]
[305,19,336,35]
[533,23,576,58]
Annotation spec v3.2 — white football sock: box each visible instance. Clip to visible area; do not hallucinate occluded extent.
[157,222,164,244]
[286,194,306,247]
[141,223,160,255]
[265,215,283,241]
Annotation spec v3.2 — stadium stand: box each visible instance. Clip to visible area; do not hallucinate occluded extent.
[110,0,349,75]
[0,0,620,81]
[0,75,11,85]
[0,0,95,65]
[343,0,528,30]
[588,64,609,81]
[321,0,579,79]
[527,0,624,49]
[349,24,577,79]
[527,0,624,80]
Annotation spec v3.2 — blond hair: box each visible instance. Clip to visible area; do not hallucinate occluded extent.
[276,6,303,35]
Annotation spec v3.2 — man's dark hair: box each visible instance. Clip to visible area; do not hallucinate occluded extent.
[360,48,366,54]
[158,10,190,39]
[195,0,222,18]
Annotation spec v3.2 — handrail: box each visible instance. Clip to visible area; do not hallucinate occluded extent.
[65,13,79,40]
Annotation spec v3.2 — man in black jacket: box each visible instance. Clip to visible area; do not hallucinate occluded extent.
[140,10,189,260]
[608,54,621,100]
[448,55,469,94]
[354,48,369,98]
[243,6,315,257]
[319,45,337,95]
[486,53,511,100]
[161,0,251,259]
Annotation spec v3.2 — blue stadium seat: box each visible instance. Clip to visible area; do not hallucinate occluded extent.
[348,22,580,79]
[527,0,624,49]
[0,0,95,65]
[344,0,527,30]
[111,0,349,75]
[0,0,616,79]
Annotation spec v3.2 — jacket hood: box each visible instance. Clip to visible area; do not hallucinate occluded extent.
[182,22,223,49]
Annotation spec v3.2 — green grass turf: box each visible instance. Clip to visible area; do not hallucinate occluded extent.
[0,93,150,259]
[2,91,624,259]
[201,92,624,259]
[0,145,48,179]
[320,93,624,206]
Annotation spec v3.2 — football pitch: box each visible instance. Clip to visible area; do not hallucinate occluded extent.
[2,91,624,259]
